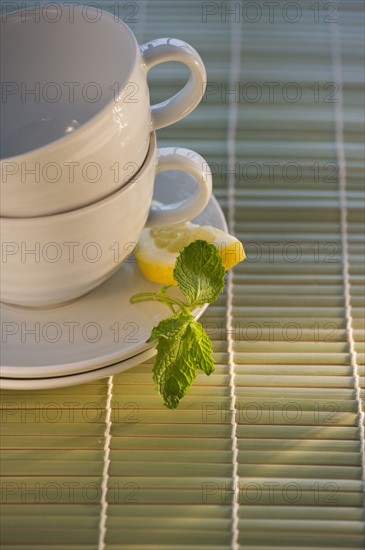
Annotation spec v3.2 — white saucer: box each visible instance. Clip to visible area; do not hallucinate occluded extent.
[1,171,227,380]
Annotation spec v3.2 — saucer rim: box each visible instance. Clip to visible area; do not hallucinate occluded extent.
[0,347,157,390]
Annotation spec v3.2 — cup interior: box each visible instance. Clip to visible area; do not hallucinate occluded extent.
[0,6,136,158]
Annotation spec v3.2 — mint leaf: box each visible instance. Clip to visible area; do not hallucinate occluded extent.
[150,311,214,409]
[147,312,190,344]
[185,320,214,376]
[173,240,225,307]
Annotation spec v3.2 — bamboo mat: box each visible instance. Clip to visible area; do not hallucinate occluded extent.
[1,1,364,549]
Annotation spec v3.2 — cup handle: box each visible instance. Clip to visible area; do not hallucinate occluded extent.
[145,147,212,228]
[140,38,206,130]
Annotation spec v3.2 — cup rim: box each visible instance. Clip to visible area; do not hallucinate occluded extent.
[0,5,140,163]
[1,133,157,223]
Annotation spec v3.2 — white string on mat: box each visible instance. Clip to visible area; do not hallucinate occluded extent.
[330,20,365,500]
[226,4,242,549]
[97,5,149,548]
[97,375,114,550]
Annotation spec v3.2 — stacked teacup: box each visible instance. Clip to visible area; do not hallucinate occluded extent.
[0,6,212,307]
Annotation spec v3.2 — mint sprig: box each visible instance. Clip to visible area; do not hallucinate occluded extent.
[130,240,225,409]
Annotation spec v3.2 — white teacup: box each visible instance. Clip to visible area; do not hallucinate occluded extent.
[0,5,206,216]
[0,133,212,308]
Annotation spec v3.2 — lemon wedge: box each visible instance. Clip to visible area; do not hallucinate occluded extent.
[135,222,245,285]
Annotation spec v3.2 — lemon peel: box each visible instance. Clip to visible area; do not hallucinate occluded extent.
[135,222,245,285]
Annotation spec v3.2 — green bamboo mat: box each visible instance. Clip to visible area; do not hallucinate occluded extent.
[1,1,364,549]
